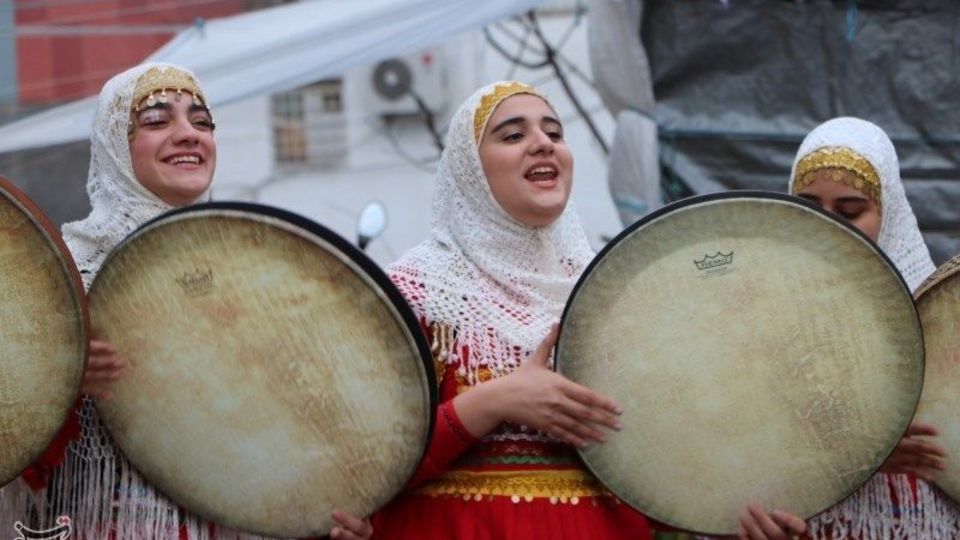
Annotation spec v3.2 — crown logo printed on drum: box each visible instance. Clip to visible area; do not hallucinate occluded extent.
[175,268,214,296]
[694,252,734,271]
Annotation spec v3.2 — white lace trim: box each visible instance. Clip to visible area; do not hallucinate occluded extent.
[388,82,593,388]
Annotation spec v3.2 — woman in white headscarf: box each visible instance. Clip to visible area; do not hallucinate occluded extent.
[6,61,220,540]
[740,117,960,539]
[0,62,366,540]
[368,81,652,539]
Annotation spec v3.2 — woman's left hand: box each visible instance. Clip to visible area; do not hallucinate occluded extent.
[879,421,947,481]
[329,509,372,540]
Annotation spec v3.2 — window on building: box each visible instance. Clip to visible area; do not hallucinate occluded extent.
[271,79,346,168]
[272,90,307,163]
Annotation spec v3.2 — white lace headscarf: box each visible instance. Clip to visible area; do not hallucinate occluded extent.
[789,116,936,293]
[63,62,211,289]
[789,117,957,539]
[0,63,265,540]
[389,81,593,384]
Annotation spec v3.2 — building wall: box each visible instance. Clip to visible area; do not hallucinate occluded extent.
[13,0,250,104]
[1,5,620,269]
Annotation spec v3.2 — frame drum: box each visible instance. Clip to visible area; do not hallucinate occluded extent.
[0,176,87,486]
[557,192,923,535]
[914,255,960,504]
[89,203,435,538]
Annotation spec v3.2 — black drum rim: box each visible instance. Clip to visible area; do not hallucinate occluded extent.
[89,201,438,535]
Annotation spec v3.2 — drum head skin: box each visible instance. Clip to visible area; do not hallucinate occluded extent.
[89,203,434,538]
[914,256,960,504]
[557,192,923,535]
[0,176,87,486]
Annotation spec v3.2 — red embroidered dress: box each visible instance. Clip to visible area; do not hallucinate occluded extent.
[371,320,652,540]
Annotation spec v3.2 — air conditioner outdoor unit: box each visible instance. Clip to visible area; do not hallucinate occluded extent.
[365,48,449,117]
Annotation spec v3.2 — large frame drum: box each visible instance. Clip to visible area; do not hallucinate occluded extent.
[89,202,435,538]
[914,255,960,504]
[0,176,87,487]
[557,192,924,535]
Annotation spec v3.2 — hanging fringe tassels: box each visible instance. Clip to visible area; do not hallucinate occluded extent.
[807,473,960,539]
[15,397,196,540]
[896,475,960,539]
[807,474,895,539]
[0,479,30,534]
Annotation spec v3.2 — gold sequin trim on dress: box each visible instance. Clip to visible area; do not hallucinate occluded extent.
[793,147,881,204]
[473,81,539,144]
[415,469,608,503]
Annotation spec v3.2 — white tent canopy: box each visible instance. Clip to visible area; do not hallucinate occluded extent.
[0,0,544,154]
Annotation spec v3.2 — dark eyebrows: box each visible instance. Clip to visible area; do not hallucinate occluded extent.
[137,102,171,116]
[797,193,869,207]
[490,114,563,134]
[490,116,525,134]
[835,196,869,204]
[135,102,210,121]
[542,115,561,128]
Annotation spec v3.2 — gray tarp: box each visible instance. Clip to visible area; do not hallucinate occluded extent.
[593,0,960,263]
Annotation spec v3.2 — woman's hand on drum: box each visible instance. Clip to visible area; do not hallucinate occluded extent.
[454,323,623,447]
[81,340,128,400]
[731,504,806,540]
[330,509,372,540]
[879,421,947,481]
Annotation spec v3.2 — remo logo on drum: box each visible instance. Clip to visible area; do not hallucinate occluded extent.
[13,516,72,540]
[694,251,735,278]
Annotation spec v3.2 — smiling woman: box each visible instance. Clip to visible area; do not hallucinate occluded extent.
[0,63,221,540]
[0,62,374,540]
[0,63,249,540]
[127,75,217,207]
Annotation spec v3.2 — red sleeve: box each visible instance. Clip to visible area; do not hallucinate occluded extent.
[407,398,478,488]
[403,318,478,489]
[21,400,82,491]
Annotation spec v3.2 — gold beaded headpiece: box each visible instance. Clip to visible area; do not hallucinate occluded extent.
[473,81,540,145]
[132,66,209,113]
[792,146,882,204]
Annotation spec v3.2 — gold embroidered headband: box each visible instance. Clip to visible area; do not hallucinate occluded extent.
[132,66,209,113]
[473,81,540,144]
[793,146,882,204]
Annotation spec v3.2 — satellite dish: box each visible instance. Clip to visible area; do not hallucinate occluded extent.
[372,59,413,101]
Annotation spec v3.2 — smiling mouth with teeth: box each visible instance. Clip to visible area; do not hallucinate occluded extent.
[526,166,558,182]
